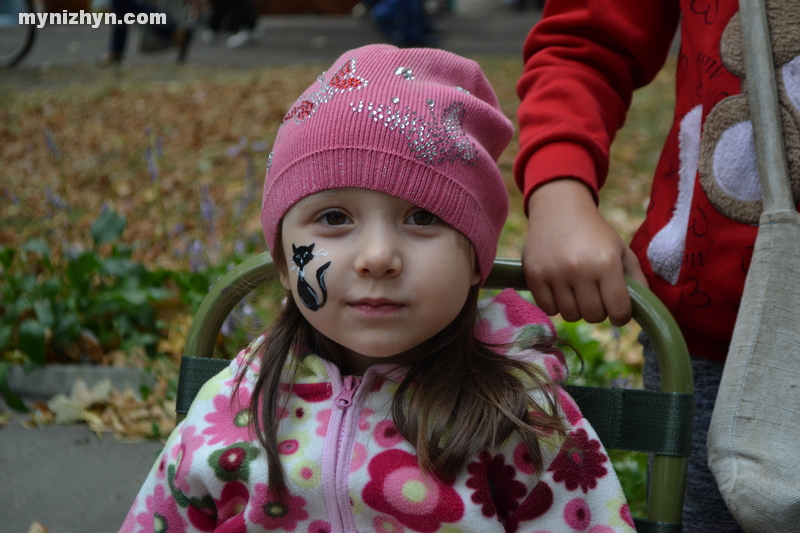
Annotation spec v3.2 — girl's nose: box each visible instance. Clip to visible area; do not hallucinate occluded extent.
[353,231,402,278]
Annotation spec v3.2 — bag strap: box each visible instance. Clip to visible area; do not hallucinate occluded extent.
[739,0,793,213]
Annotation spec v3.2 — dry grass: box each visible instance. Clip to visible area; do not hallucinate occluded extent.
[1,57,675,435]
[0,57,674,264]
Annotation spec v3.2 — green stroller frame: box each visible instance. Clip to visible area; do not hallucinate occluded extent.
[176,254,694,533]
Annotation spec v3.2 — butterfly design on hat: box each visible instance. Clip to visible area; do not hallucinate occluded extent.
[282,58,369,125]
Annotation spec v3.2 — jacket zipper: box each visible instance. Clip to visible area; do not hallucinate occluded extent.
[328,374,362,532]
[334,375,360,408]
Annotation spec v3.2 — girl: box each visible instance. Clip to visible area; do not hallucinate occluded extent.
[121,44,635,533]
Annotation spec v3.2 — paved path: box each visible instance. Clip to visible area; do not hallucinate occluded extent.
[5,3,541,82]
[1,5,542,532]
[1,414,165,533]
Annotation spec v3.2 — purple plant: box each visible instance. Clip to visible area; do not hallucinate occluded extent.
[171,222,187,237]
[144,147,159,182]
[245,154,254,184]
[200,185,215,235]
[143,128,173,245]
[4,187,19,204]
[143,128,164,182]
[610,377,634,389]
[45,186,70,213]
[44,128,61,161]
[225,136,248,159]
[220,301,260,339]
[250,140,268,152]
[228,137,269,218]
[188,239,207,273]
[63,244,82,261]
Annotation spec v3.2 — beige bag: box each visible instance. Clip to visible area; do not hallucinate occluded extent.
[707,0,800,530]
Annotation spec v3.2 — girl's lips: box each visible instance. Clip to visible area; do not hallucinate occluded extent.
[347,298,405,317]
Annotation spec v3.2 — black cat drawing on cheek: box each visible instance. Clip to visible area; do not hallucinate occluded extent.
[291,243,332,311]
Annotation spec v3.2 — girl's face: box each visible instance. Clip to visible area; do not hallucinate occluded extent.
[280,188,481,374]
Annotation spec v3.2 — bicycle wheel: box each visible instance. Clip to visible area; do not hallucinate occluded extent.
[0,0,36,68]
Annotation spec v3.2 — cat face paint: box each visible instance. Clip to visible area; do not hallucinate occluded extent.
[290,243,331,311]
[280,188,481,374]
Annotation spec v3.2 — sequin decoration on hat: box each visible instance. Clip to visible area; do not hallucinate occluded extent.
[394,66,414,80]
[352,97,478,165]
[266,151,274,173]
[282,58,369,125]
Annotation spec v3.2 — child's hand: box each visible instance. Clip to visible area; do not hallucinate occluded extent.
[523,179,646,327]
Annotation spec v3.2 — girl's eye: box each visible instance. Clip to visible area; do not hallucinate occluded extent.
[322,211,350,226]
[407,210,438,226]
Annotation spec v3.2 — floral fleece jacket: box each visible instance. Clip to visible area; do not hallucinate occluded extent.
[120,289,635,533]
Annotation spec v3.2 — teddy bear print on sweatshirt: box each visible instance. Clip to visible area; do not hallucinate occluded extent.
[647,0,800,285]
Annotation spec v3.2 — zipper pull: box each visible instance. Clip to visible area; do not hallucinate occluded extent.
[334,375,361,408]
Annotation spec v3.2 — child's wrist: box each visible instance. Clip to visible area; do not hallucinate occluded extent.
[527,178,597,214]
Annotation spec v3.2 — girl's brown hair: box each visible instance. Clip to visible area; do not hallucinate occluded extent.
[240,239,569,499]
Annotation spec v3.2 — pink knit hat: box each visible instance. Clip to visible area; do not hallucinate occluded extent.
[261,44,512,282]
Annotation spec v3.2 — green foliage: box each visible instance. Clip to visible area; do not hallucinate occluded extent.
[556,319,648,517]
[90,209,128,246]
[0,209,176,410]
[609,450,649,516]
[169,268,234,314]
[558,321,638,387]
[0,202,263,413]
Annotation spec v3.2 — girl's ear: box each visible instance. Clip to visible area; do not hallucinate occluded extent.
[460,235,482,287]
[468,247,482,287]
[471,262,482,287]
[277,225,292,290]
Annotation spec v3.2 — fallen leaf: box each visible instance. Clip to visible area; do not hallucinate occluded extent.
[46,394,83,425]
[47,378,112,424]
[22,404,54,428]
[27,522,48,533]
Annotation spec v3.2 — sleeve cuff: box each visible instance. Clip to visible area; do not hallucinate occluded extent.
[522,142,600,214]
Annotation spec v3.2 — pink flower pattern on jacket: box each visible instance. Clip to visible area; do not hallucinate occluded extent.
[504,481,554,533]
[203,387,253,446]
[173,425,206,494]
[549,428,609,493]
[215,481,249,530]
[118,289,635,533]
[151,483,188,533]
[363,449,465,532]
[466,451,528,520]
[248,484,309,530]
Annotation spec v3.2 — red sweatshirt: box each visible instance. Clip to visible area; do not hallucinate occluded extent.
[516,0,800,361]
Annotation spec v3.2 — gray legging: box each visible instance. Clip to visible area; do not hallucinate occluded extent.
[640,333,744,533]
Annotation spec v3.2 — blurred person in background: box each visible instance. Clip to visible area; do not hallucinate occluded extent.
[359,0,439,47]
[202,0,263,49]
[99,0,193,66]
